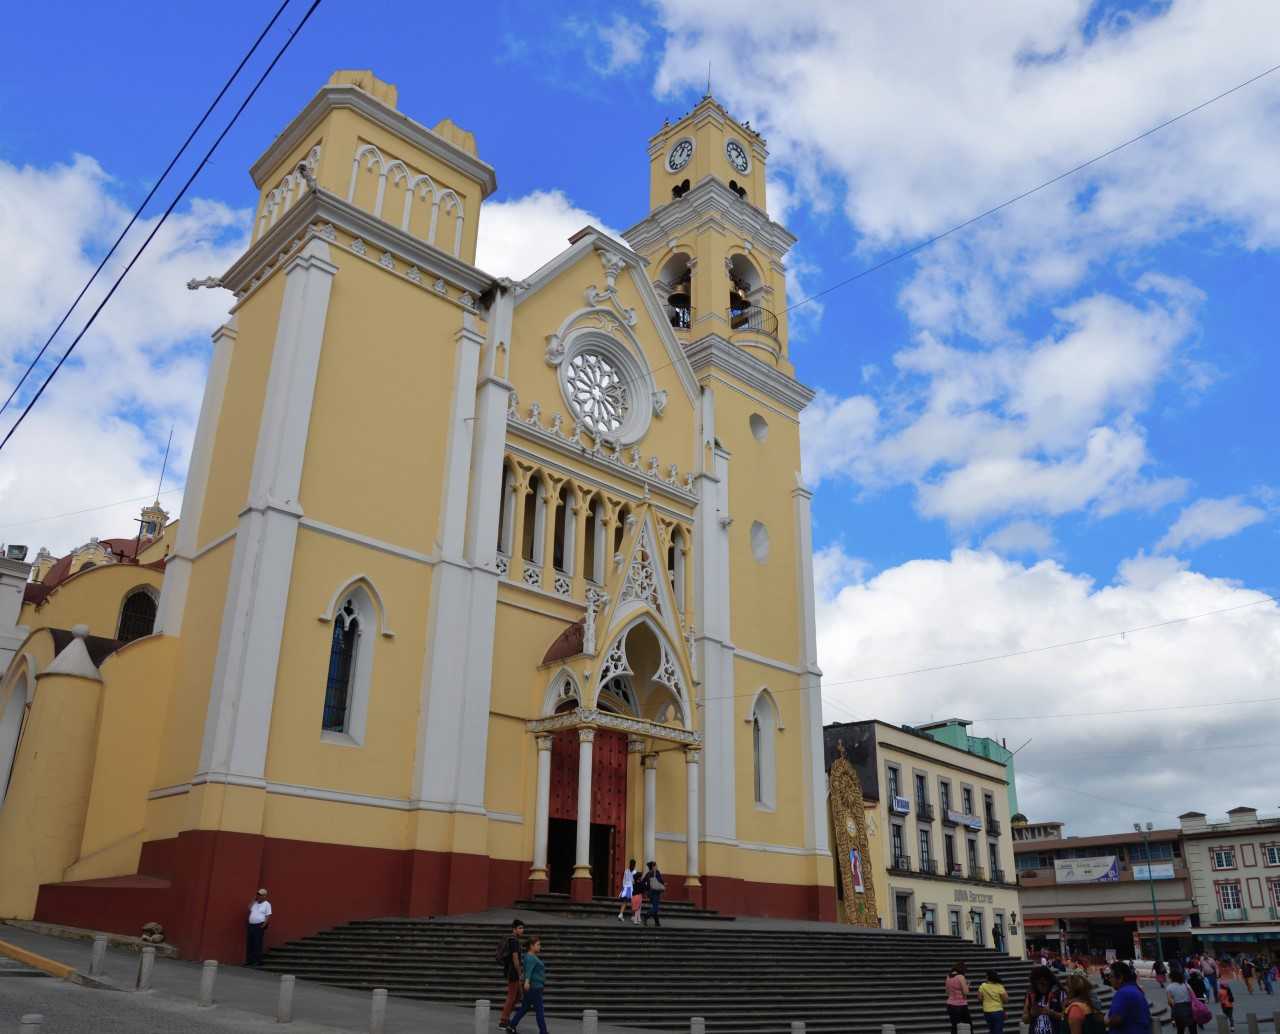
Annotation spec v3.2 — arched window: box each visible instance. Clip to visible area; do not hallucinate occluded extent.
[322,600,361,732]
[751,690,778,809]
[497,464,515,555]
[614,505,631,555]
[117,589,157,643]
[522,475,543,563]
[552,483,570,572]
[668,529,686,611]
[583,498,604,584]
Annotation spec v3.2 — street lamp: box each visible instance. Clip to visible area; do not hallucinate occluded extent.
[1134,822,1165,967]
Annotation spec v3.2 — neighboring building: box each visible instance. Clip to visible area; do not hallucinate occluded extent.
[825,719,1024,957]
[0,70,835,963]
[0,548,33,699]
[1012,816,1065,842]
[915,717,1019,815]
[1180,808,1280,953]
[1013,824,1195,959]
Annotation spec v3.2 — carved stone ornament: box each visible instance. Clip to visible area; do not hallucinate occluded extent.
[314,222,337,242]
[829,739,879,927]
[545,333,567,367]
[598,633,633,687]
[526,706,702,746]
[620,522,662,613]
[350,238,367,256]
[507,391,520,417]
[584,245,638,327]
[379,251,395,270]
[651,390,668,417]
[583,589,608,656]
[433,278,447,295]
[406,265,423,284]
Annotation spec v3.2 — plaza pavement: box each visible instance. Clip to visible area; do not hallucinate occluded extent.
[0,923,637,1034]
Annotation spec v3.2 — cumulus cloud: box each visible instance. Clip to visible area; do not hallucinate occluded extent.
[476,189,619,279]
[0,155,248,559]
[981,520,1055,557]
[1157,496,1268,553]
[815,545,1280,832]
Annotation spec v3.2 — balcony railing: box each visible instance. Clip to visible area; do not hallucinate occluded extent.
[949,863,964,878]
[942,810,959,827]
[1217,907,1246,922]
[969,864,986,881]
[666,304,693,330]
[890,854,913,873]
[918,857,938,874]
[728,304,779,338]
[987,817,1002,835]
[917,801,936,822]
[992,868,1007,884]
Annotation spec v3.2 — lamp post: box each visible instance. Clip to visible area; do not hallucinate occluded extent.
[1134,822,1165,967]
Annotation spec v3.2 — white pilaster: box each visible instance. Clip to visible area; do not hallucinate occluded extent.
[693,384,737,845]
[531,733,553,879]
[0,556,32,677]
[196,239,336,785]
[793,483,829,853]
[685,747,701,883]
[642,752,658,864]
[574,728,595,877]
[156,320,237,636]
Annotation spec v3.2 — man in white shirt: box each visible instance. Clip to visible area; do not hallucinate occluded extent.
[246,887,272,966]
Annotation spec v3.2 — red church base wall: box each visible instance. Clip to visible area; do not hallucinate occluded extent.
[35,833,833,960]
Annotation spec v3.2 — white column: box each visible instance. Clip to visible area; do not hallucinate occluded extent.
[793,483,829,854]
[530,734,553,880]
[574,728,595,879]
[685,748,701,883]
[642,753,658,864]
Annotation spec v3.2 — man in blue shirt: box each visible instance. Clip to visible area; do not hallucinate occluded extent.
[1108,962,1152,1034]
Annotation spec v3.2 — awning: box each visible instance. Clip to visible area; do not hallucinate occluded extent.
[1122,915,1187,923]
[1193,926,1280,941]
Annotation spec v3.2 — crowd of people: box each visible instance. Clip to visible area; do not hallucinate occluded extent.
[948,950,1276,1034]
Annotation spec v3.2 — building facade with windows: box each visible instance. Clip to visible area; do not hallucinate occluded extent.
[1180,808,1280,952]
[915,718,1019,816]
[0,70,835,961]
[824,720,1024,955]
[1013,824,1196,960]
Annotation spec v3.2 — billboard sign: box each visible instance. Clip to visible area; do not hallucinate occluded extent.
[1132,863,1176,880]
[1054,856,1120,883]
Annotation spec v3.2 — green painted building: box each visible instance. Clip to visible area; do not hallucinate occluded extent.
[914,718,1018,816]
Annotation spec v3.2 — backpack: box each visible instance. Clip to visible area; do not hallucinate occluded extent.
[495,935,512,969]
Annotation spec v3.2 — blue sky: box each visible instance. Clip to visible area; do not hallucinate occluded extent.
[2,0,1278,832]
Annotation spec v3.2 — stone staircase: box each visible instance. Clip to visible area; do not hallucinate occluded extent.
[510,893,734,921]
[263,916,1097,1032]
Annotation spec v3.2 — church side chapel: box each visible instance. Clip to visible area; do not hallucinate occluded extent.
[0,70,833,961]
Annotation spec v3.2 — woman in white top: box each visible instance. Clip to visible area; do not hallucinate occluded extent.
[617,858,638,922]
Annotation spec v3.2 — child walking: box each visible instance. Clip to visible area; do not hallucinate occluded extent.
[506,933,549,1034]
[1217,982,1235,1031]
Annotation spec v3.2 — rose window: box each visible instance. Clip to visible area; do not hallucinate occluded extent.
[565,351,629,435]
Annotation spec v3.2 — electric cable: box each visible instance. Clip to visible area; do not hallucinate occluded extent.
[0,487,182,531]
[0,0,324,455]
[0,0,295,421]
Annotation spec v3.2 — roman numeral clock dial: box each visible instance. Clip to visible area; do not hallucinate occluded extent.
[726,139,750,174]
[667,138,693,172]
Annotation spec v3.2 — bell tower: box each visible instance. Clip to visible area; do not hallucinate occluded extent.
[628,95,797,374]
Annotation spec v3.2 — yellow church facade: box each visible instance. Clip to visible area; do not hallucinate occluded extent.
[0,70,834,961]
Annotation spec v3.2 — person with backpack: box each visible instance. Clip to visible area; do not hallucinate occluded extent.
[1201,954,1220,1003]
[1217,981,1235,1031]
[1065,973,1105,1034]
[1188,965,1208,1005]
[978,969,1009,1034]
[1023,966,1066,1034]
[617,857,638,922]
[639,860,665,927]
[506,933,548,1034]
[496,918,525,1032]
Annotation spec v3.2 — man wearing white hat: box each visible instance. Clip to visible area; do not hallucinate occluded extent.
[246,887,272,966]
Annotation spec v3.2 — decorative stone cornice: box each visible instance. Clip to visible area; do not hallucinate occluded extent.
[622,178,796,257]
[684,335,816,413]
[527,705,702,746]
[220,188,494,301]
[249,84,497,196]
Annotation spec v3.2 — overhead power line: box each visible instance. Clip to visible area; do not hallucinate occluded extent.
[0,0,294,421]
[0,487,182,531]
[0,0,324,455]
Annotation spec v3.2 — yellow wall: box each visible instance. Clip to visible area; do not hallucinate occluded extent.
[20,563,163,642]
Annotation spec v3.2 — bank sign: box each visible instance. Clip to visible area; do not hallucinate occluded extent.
[1055,856,1120,883]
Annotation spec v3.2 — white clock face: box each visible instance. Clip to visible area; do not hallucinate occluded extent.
[726,139,750,174]
[667,138,694,172]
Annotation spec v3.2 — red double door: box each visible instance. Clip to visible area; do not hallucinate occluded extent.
[547,730,628,896]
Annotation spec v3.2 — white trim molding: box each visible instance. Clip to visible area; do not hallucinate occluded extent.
[685,335,816,413]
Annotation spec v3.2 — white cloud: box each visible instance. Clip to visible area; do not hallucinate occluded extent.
[813,542,868,602]
[1157,496,1268,553]
[594,14,649,73]
[816,546,1280,833]
[476,189,619,279]
[0,155,248,559]
[981,520,1054,557]
[800,389,878,485]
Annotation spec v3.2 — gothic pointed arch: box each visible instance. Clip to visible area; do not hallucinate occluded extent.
[539,667,583,717]
[589,614,693,730]
[317,575,395,638]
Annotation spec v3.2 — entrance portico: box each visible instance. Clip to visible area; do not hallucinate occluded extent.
[527,706,703,902]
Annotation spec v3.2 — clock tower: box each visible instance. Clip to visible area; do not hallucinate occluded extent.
[623,97,830,910]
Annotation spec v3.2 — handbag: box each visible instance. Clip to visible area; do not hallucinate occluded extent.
[650,875,666,893]
[1190,992,1212,1026]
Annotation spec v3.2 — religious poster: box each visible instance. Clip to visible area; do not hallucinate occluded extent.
[850,849,865,893]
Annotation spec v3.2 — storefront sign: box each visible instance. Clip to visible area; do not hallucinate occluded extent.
[1054,856,1119,883]
[1135,916,1191,933]
[954,888,995,904]
[1131,863,1176,880]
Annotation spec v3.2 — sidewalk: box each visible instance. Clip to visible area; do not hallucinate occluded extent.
[0,923,639,1033]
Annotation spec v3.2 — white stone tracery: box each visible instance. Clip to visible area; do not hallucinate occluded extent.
[346,142,466,258]
[564,351,629,437]
[620,522,662,612]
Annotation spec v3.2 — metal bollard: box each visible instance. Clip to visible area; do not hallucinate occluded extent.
[1246,1014,1259,1034]
[19,1016,43,1033]
[881,1025,896,1034]
[277,974,296,1023]
[791,1023,807,1033]
[370,987,388,1034]
[960,1025,972,1034]
[583,1008,599,1034]
[1273,1013,1280,1034]
[473,999,490,1034]
[137,945,156,990]
[1216,1015,1230,1034]
[691,1018,706,1034]
[90,934,108,977]
[1151,1019,1162,1034]
[199,959,218,1006]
